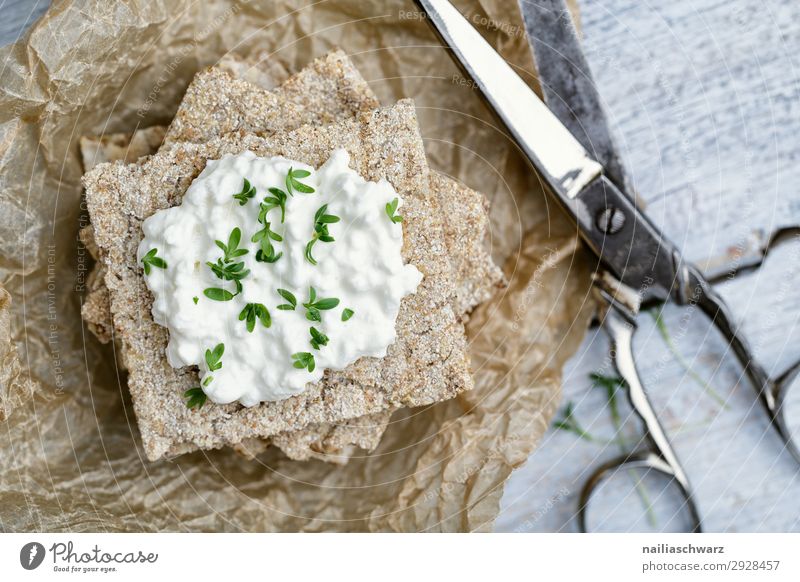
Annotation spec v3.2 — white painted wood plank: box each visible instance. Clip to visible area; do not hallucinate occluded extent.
[0,0,49,46]
[499,0,800,532]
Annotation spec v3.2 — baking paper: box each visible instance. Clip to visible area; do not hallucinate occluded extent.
[0,0,593,531]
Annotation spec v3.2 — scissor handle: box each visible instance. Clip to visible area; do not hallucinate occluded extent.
[775,359,800,439]
[687,266,800,464]
[583,298,702,532]
[577,450,702,532]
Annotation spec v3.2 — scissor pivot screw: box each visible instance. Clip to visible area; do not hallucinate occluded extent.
[596,207,626,234]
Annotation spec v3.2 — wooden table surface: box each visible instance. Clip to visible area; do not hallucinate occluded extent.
[498,0,800,532]
[4,0,800,532]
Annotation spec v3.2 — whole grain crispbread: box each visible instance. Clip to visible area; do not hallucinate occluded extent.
[168,49,504,321]
[238,411,392,464]
[164,50,379,146]
[80,126,169,345]
[161,52,502,463]
[75,58,396,463]
[80,51,503,463]
[84,101,473,461]
[79,126,167,171]
[430,172,505,315]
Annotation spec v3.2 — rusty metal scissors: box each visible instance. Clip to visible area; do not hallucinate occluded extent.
[417,0,800,532]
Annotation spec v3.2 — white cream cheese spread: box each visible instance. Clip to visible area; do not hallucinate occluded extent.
[138,149,423,406]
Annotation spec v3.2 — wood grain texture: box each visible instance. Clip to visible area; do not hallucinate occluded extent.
[499,0,800,532]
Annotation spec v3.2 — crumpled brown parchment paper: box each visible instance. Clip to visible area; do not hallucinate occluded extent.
[0,0,594,531]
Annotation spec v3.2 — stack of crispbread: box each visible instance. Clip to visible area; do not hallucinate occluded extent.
[81,50,505,463]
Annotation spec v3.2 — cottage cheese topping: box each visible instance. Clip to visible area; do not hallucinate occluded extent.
[138,149,423,406]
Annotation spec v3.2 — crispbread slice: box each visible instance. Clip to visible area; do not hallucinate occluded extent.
[163,53,502,463]
[236,412,391,463]
[215,51,290,90]
[84,101,473,461]
[80,126,169,345]
[431,172,505,315]
[163,50,504,316]
[164,50,379,146]
[79,51,503,463]
[79,126,167,170]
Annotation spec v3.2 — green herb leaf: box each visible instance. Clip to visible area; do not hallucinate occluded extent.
[203,287,235,301]
[589,371,618,410]
[252,194,284,263]
[385,197,403,224]
[341,308,354,321]
[314,204,339,224]
[314,298,340,310]
[228,228,242,253]
[192,296,199,305]
[232,178,256,205]
[238,304,254,332]
[255,304,271,328]
[256,248,283,263]
[184,387,207,409]
[285,167,315,195]
[261,187,288,223]
[302,287,339,321]
[239,303,272,333]
[251,220,283,264]
[213,227,249,261]
[553,403,584,437]
[206,258,251,282]
[291,351,316,372]
[304,240,318,266]
[141,248,167,275]
[206,227,249,298]
[309,326,329,350]
[205,343,224,371]
[304,204,340,265]
[276,288,297,310]
[552,402,596,442]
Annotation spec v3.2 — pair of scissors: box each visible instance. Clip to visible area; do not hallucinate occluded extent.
[417,0,800,532]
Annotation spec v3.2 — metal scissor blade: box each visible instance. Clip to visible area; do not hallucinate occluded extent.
[416,0,680,302]
[518,0,635,200]
[415,0,602,201]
